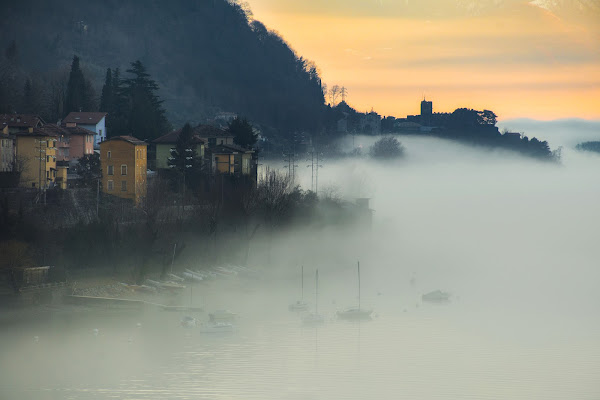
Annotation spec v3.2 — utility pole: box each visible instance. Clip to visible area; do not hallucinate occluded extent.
[306,149,323,195]
[283,150,297,182]
[170,243,177,274]
[96,178,100,218]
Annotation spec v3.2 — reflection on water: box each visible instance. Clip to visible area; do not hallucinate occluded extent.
[2,275,599,400]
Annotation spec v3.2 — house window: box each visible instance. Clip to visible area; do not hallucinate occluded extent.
[121,180,127,192]
[121,165,127,175]
[107,180,114,191]
[107,150,111,159]
[107,165,114,175]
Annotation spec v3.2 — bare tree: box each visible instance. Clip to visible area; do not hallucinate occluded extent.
[256,169,293,265]
[340,86,348,103]
[329,85,340,106]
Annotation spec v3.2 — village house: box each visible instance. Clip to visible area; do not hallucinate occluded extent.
[14,127,59,189]
[152,128,206,170]
[0,126,15,173]
[0,114,45,134]
[63,112,107,149]
[359,110,381,134]
[194,124,234,147]
[62,126,95,163]
[208,143,256,179]
[99,136,147,205]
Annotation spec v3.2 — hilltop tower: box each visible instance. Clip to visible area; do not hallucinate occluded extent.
[420,97,432,125]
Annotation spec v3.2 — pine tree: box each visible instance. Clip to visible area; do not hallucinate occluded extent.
[229,117,257,149]
[99,68,112,113]
[108,67,128,137]
[22,78,34,113]
[123,60,170,140]
[168,123,198,174]
[64,55,85,114]
[168,123,201,189]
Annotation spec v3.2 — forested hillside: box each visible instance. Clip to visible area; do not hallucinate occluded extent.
[0,0,326,137]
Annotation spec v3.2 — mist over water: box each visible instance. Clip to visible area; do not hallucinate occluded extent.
[2,125,600,399]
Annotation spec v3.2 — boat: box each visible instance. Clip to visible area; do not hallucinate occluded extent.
[198,322,235,333]
[337,261,373,320]
[302,269,325,325]
[209,309,237,322]
[168,273,185,282]
[183,270,204,282]
[289,265,309,311]
[421,290,451,303]
[180,316,197,328]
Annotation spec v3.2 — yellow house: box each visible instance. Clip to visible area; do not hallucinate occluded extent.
[15,127,58,189]
[210,144,256,178]
[1,125,15,172]
[100,136,147,205]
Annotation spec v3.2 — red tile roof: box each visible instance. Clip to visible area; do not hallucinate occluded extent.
[62,126,96,136]
[63,112,107,125]
[0,114,45,128]
[15,126,59,137]
[102,135,147,146]
[209,143,254,154]
[153,129,207,144]
[155,124,233,143]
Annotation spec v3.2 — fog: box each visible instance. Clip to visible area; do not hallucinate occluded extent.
[2,122,599,399]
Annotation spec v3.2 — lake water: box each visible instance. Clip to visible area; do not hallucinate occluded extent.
[2,134,600,399]
[2,268,599,400]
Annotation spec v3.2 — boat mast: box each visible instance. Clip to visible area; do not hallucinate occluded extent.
[301,265,304,302]
[316,269,319,314]
[358,261,361,310]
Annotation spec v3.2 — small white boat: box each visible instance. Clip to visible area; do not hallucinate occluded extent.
[198,322,234,333]
[303,312,326,324]
[160,281,186,290]
[302,269,325,324]
[421,290,451,303]
[168,273,185,282]
[183,270,204,282]
[336,307,373,320]
[289,300,309,311]
[338,261,373,320]
[209,310,237,322]
[180,316,197,328]
[290,265,309,311]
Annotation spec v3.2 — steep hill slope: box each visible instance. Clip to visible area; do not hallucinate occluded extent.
[0,0,326,135]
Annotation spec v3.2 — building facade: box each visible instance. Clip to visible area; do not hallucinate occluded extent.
[100,136,147,205]
[153,129,206,170]
[63,112,107,148]
[15,128,58,189]
[0,126,15,172]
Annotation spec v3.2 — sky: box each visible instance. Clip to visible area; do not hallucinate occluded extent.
[245,0,600,121]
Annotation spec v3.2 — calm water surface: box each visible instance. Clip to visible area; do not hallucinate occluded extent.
[2,272,599,400]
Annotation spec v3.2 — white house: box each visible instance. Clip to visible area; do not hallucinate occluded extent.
[63,112,107,149]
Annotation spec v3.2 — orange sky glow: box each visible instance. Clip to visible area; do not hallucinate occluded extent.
[246,0,600,121]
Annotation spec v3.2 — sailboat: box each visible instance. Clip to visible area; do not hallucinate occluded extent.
[337,261,373,320]
[289,265,309,311]
[302,269,325,324]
